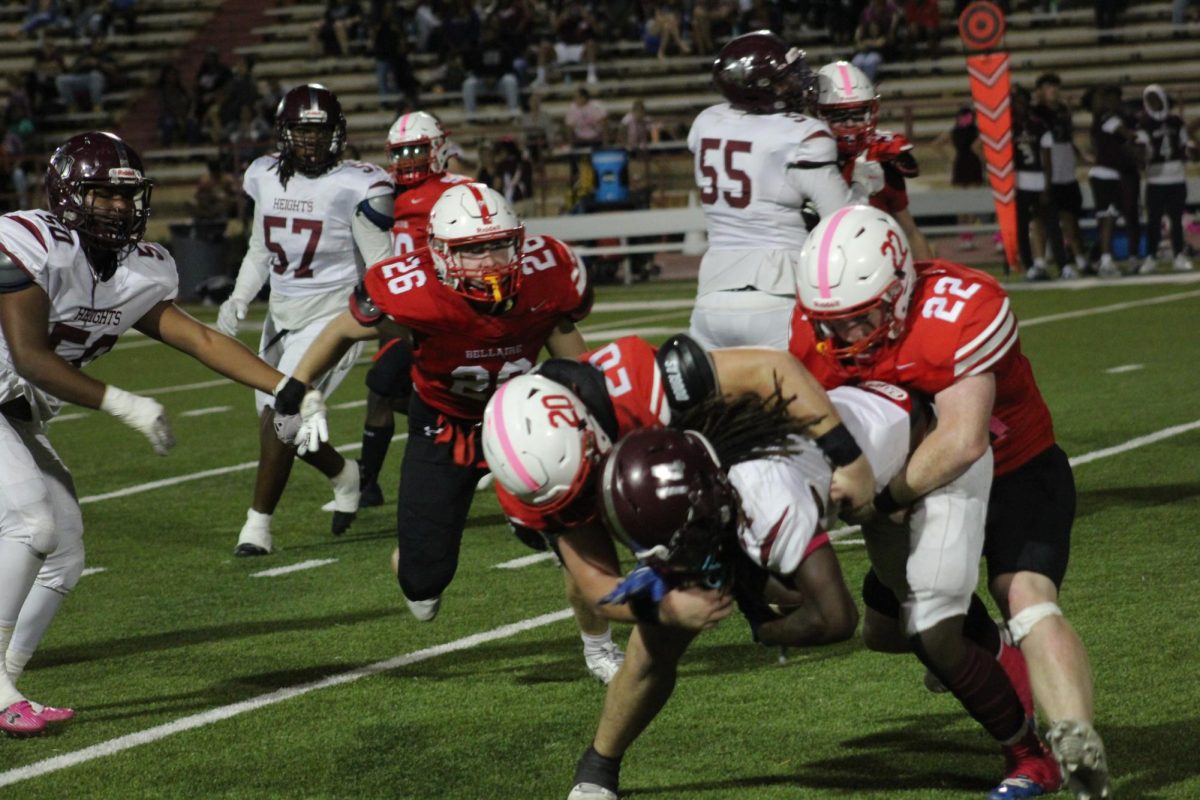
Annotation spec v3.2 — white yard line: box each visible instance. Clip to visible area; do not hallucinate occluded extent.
[1020,289,1200,327]
[47,412,88,424]
[1067,419,1200,468]
[251,559,338,578]
[1105,364,1144,374]
[179,406,232,418]
[79,567,106,577]
[330,399,368,410]
[0,609,574,789]
[494,552,557,570]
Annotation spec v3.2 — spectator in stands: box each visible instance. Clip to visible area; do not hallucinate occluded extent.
[480,138,535,216]
[371,4,421,104]
[189,159,241,242]
[1173,0,1195,37]
[852,0,902,83]
[1086,84,1141,276]
[156,64,199,147]
[830,0,867,46]
[1094,0,1121,44]
[1034,72,1089,276]
[491,0,533,81]
[902,0,941,58]
[739,0,784,34]
[534,1,599,87]
[933,105,984,251]
[565,87,607,149]
[644,0,690,59]
[3,75,36,157]
[440,0,480,56]
[1135,85,1194,273]
[55,37,118,113]
[226,105,272,172]
[521,92,558,164]
[413,0,444,52]
[19,0,70,38]
[193,47,232,124]
[462,17,522,121]
[217,56,261,136]
[258,75,284,127]
[691,0,738,55]
[310,0,365,57]
[27,43,65,117]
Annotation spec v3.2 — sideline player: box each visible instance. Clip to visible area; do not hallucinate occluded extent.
[687,31,869,350]
[0,132,310,735]
[353,111,474,508]
[814,60,933,260]
[792,205,1109,800]
[216,84,395,556]
[1135,84,1194,274]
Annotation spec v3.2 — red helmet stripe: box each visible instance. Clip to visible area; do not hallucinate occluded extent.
[465,183,493,225]
[488,381,540,492]
[817,206,855,300]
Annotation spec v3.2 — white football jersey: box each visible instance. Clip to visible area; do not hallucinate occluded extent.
[0,210,178,421]
[688,103,852,250]
[731,384,912,577]
[243,156,393,298]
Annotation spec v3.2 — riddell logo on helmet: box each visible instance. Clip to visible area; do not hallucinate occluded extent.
[299,109,328,123]
[810,297,843,309]
[108,167,142,182]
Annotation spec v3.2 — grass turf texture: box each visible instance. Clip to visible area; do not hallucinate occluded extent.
[2,272,1199,799]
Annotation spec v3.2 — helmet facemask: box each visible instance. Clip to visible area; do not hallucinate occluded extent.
[281,120,343,177]
[809,279,905,362]
[820,99,879,156]
[431,230,524,307]
[388,141,436,185]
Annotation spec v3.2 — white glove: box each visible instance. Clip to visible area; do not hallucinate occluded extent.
[216,297,247,337]
[295,389,329,456]
[100,385,175,455]
[852,154,885,196]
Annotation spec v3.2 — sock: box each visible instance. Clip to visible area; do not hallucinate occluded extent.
[573,745,622,791]
[0,540,43,708]
[581,628,613,656]
[6,647,31,683]
[1076,254,1088,269]
[936,643,1027,743]
[962,593,1002,656]
[246,509,272,528]
[1033,258,1046,270]
[8,583,66,683]
[359,423,394,487]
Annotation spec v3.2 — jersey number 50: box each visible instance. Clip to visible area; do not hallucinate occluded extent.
[697,138,753,208]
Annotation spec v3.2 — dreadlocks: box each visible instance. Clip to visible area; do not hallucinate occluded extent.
[671,382,825,469]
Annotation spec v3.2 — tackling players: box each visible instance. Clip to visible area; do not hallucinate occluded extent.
[215,84,395,556]
[0,132,308,735]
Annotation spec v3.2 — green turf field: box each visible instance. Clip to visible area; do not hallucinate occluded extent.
[2,272,1199,799]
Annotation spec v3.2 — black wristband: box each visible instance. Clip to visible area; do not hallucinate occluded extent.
[274,377,307,416]
[873,484,904,515]
[815,423,863,467]
[629,596,662,626]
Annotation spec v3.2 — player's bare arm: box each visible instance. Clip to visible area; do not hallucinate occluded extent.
[290,308,384,385]
[545,317,587,359]
[134,301,284,394]
[710,347,876,509]
[760,544,858,647]
[0,283,107,408]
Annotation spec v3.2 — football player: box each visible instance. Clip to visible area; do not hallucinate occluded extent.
[279,184,603,632]
[0,132,313,735]
[481,336,879,800]
[1086,84,1140,278]
[687,31,870,351]
[792,205,1109,800]
[353,111,475,510]
[1135,84,1194,274]
[814,60,933,261]
[1010,85,1070,281]
[215,84,395,556]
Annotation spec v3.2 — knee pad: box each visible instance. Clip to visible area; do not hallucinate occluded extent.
[35,538,85,594]
[17,502,58,556]
[1006,601,1063,646]
[862,568,901,619]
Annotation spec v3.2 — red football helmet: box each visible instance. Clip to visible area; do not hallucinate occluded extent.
[274,84,346,179]
[599,427,738,586]
[712,30,817,114]
[45,131,152,270]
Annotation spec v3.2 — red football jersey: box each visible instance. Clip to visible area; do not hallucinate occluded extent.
[496,335,673,531]
[356,234,590,419]
[840,131,915,215]
[788,259,1055,476]
[390,172,474,255]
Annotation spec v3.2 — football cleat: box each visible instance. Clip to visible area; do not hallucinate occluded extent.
[567,783,618,800]
[1060,265,1079,280]
[1096,256,1121,278]
[406,595,441,622]
[1137,256,1158,275]
[2,700,47,737]
[34,704,75,724]
[992,728,1062,800]
[359,481,384,508]
[1024,265,1050,282]
[330,460,360,536]
[1045,719,1112,800]
[923,667,949,694]
[234,518,272,557]
[584,641,625,685]
[998,639,1035,720]
[1173,253,1194,272]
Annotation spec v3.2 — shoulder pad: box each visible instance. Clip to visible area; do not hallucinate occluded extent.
[350,281,384,326]
[533,358,619,442]
[357,193,395,231]
[0,247,33,293]
[656,334,718,412]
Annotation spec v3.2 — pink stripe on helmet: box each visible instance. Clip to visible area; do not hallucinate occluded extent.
[398,113,410,134]
[489,381,539,492]
[817,206,856,300]
[837,63,853,96]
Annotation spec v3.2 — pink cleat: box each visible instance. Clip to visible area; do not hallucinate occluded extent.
[2,700,47,737]
[36,704,76,724]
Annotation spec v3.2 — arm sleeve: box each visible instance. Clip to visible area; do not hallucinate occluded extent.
[351,208,396,270]
[785,130,862,215]
[230,212,271,306]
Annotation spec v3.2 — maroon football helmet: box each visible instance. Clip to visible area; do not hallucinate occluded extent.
[275,83,346,179]
[45,131,152,271]
[712,30,817,114]
[599,428,738,586]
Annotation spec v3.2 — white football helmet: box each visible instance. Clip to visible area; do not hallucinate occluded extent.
[815,61,879,156]
[387,111,449,185]
[795,205,916,362]
[428,182,524,305]
[1143,84,1169,122]
[483,374,614,523]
